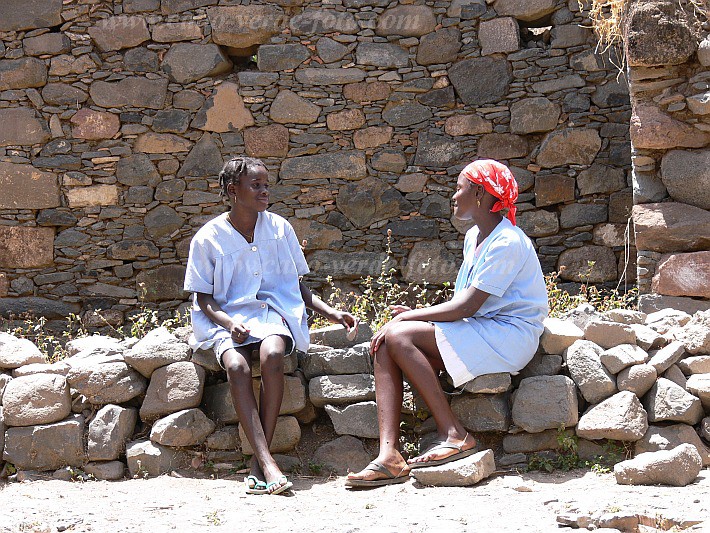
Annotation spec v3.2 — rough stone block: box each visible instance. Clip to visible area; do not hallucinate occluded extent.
[536,128,601,168]
[411,449,495,487]
[325,401,378,438]
[459,373,511,394]
[3,414,85,470]
[417,27,461,65]
[449,57,511,106]
[0,333,45,369]
[126,439,190,478]
[309,374,375,408]
[686,374,710,410]
[161,43,232,84]
[647,341,686,374]
[0,0,62,32]
[88,405,138,461]
[66,358,147,405]
[84,461,125,481]
[244,124,289,158]
[150,408,215,447]
[635,424,710,466]
[23,33,70,56]
[375,5,436,37]
[281,151,366,181]
[0,57,47,91]
[617,363,657,397]
[70,108,120,140]
[140,362,205,422]
[512,375,578,432]
[503,429,567,454]
[584,321,637,350]
[66,185,118,208]
[124,327,190,378]
[614,443,702,486]
[540,318,583,354]
[564,340,617,404]
[2,374,71,427]
[90,77,168,110]
[576,391,648,441]
[451,393,510,432]
[479,17,519,55]
[601,344,649,374]
[88,15,150,52]
[675,311,710,355]
[0,107,50,146]
[643,377,704,425]
[312,435,371,476]
[208,5,283,48]
[301,344,371,379]
[239,415,300,454]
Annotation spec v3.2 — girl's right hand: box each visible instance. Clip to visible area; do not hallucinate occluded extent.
[229,320,250,344]
[389,305,412,317]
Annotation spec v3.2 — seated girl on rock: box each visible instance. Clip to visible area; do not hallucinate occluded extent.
[346,159,548,488]
[184,156,358,495]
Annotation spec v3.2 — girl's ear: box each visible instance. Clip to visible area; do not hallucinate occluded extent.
[226,181,237,198]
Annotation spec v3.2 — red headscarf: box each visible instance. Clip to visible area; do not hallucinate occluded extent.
[460,159,519,226]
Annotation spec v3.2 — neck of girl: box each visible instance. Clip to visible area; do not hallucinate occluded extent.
[228,209,258,234]
[475,212,504,242]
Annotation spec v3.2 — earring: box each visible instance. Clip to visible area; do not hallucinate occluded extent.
[476,199,481,208]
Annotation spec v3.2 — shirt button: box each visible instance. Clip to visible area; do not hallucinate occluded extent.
[254,272,259,276]
[251,246,257,252]
[260,303,266,309]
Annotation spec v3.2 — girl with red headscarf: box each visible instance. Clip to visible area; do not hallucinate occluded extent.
[346,159,547,488]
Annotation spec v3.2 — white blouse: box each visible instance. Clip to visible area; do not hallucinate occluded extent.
[184,211,310,352]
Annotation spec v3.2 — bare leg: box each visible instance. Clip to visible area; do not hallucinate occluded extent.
[347,321,475,482]
[222,343,286,493]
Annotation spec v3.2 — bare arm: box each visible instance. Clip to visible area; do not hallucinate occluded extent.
[300,281,358,331]
[395,285,491,323]
[195,292,249,340]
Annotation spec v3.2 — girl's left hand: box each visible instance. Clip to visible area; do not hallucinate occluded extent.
[330,310,359,334]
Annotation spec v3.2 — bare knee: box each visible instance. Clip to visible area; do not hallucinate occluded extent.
[384,322,416,353]
[260,346,285,375]
[225,358,251,382]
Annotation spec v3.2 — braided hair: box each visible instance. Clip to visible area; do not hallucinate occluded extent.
[218,156,267,198]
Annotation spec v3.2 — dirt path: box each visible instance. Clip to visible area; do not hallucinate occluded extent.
[1,469,709,532]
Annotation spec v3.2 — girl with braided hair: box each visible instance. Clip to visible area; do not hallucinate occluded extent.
[184,156,358,495]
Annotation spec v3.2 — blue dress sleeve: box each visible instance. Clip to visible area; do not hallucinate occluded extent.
[184,234,216,294]
[470,232,525,298]
[285,221,310,276]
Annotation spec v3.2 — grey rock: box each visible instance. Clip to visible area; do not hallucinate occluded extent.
[301,344,371,379]
[617,363,657,397]
[336,176,411,226]
[517,209,559,238]
[90,77,168,110]
[207,5,281,47]
[503,429,569,454]
[492,0,555,21]
[458,373,511,394]
[290,10,358,36]
[139,362,205,422]
[66,359,147,405]
[0,108,50,146]
[375,5,436,37]
[677,356,710,375]
[316,37,349,63]
[2,374,71,427]
[0,0,62,32]
[84,461,125,481]
[309,325,374,350]
[662,364,687,389]
[402,240,459,285]
[124,327,190,378]
[510,97,560,134]
[449,57,511,105]
[576,391,648,441]
[239,415,300,454]
[512,375,578,432]
[88,405,138,461]
[308,374,375,408]
[536,128,601,168]
[414,132,461,168]
[257,44,310,72]
[270,89,321,125]
[584,320,637,350]
[161,43,232,84]
[532,75,585,94]
[629,324,665,351]
[640,294,710,316]
[660,150,710,210]
[518,353,563,379]
[116,154,160,187]
[559,204,608,229]
[88,15,150,52]
[601,344,649,374]
[205,426,240,451]
[0,57,47,91]
[647,341,686,374]
[411,449,495,487]
[150,408,216,447]
[281,151,365,181]
[144,205,184,239]
[577,165,627,196]
[540,318,583,354]
[356,43,408,68]
[178,134,223,178]
[3,414,85,470]
[126,439,190,478]
[325,401,378,438]
[382,100,432,127]
[635,424,710,467]
[152,109,191,134]
[675,311,710,355]
[686,374,710,410]
[417,28,461,66]
[23,33,70,56]
[592,77,630,107]
[294,68,365,85]
[479,17,520,55]
[65,335,123,357]
[614,443,702,486]
[0,333,44,369]
[564,340,617,404]
[643,378,704,425]
[312,435,371,476]
[451,393,510,432]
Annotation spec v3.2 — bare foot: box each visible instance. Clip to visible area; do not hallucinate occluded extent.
[262,463,291,494]
[408,433,477,465]
[346,453,410,483]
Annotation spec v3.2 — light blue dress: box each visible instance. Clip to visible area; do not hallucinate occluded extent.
[433,218,548,387]
[183,211,310,360]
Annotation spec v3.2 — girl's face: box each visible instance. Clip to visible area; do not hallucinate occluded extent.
[452,174,478,220]
[227,165,270,212]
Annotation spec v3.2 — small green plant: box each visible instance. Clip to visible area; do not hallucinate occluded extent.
[585,440,630,475]
[307,461,324,475]
[527,427,582,473]
[133,459,149,480]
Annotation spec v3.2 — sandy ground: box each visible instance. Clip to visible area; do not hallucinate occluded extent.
[1,468,709,533]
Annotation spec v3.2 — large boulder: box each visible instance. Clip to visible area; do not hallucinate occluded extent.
[660,150,710,210]
[124,327,191,378]
[2,374,71,427]
[87,405,138,461]
[208,6,284,49]
[150,408,216,447]
[449,57,511,106]
[308,374,375,407]
[301,345,371,379]
[139,362,205,422]
[410,449,496,487]
[511,375,578,432]
[564,340,617,404]
[161,43,231,84]
[325,402,378,439]
[675,311,710,355]
[576,391,648,441]
[635,424,710,466]
[0,333,44,369]
[614,443,702,486]
[3,414,85,470]
[66,358,147,405]
[126,439,190,478]
[643,378,704,425]
[633,203,710,253]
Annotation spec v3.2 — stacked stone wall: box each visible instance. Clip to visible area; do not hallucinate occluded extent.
[1,309,709,485]
[625,0,710,315]
[0,0,633,326]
